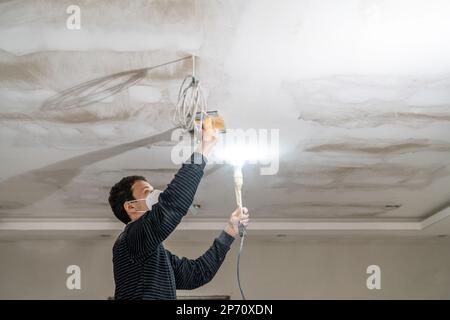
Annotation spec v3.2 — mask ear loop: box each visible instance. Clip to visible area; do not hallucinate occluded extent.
[127,199,148,213]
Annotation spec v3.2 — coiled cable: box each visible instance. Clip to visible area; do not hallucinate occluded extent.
[173,75,208,132]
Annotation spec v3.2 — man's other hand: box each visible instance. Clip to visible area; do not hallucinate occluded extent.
[224,207,250,238]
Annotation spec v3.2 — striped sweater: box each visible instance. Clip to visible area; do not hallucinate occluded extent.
[112,152,235,300]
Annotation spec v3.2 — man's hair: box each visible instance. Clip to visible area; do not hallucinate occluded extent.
[108,175,147,224]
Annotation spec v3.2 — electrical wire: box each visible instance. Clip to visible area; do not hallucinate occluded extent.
[42,56,193,112]
[237,225,247,300]
[172,75,208,132]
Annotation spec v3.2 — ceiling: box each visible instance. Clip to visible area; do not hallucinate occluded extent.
[1,0,450,236]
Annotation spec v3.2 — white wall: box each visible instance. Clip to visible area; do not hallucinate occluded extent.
[1,235,450,299]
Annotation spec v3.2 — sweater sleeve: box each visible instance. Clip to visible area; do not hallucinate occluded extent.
[126,152,207,258]
[166,231,235,290]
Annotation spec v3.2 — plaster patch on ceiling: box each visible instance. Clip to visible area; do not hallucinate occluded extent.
[0,50,192,123]
[297,109,450,129]
[0,50,191,87]
[284,75,450,129]
[0,128,174,210]
[0,50,194,151]
[129,85,162,103]
[305,139,450,156]
[272,163,449,192]
[254,202,402,218]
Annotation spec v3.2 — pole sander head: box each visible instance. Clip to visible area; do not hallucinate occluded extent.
[192,110,226,134]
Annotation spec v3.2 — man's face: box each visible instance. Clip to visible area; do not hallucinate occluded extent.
[126,180,154,213]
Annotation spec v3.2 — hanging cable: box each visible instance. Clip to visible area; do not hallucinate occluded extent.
[237,227,246,300]
[172,75,208,132]
[172,56,209,133]
[42,55,193,112]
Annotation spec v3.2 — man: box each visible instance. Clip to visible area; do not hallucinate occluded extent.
[108,121,250,300]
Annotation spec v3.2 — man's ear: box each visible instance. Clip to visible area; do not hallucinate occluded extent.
[123,201,134,214]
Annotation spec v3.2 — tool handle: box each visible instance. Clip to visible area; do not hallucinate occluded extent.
[234,166,246,237]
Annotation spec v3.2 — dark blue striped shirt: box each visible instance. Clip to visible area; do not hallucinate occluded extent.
[112,153,235,300]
